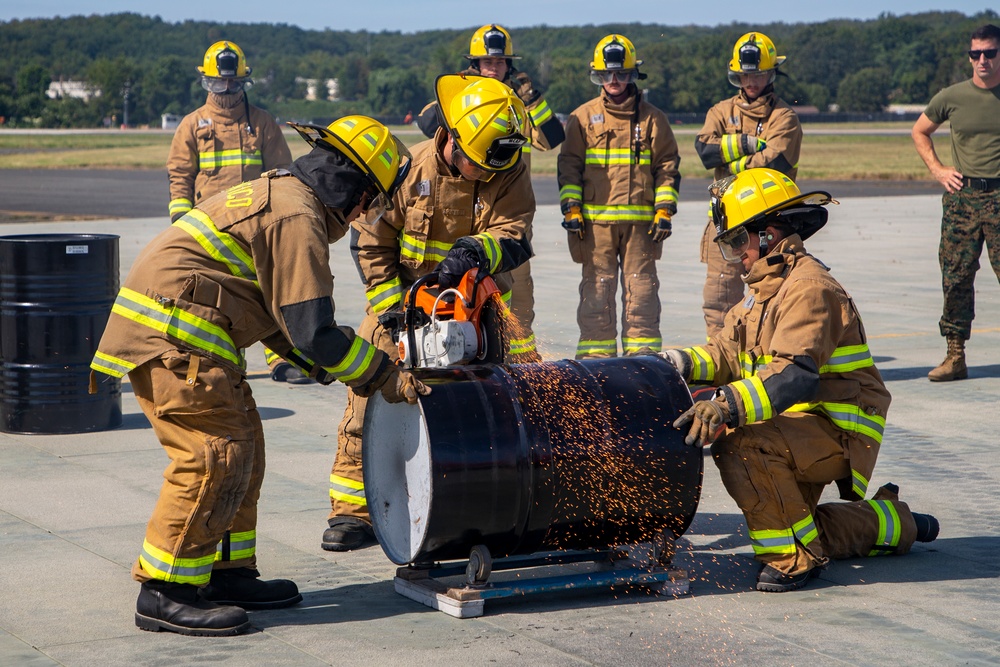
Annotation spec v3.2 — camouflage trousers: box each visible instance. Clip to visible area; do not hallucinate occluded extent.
[939,188,1000,340]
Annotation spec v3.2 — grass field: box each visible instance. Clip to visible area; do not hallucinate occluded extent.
[0,123,944,181]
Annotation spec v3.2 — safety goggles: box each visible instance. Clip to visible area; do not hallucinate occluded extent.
[716,225,752,263]
[969,48,999,60]
[589,69,638,86]
[201,76,249,94]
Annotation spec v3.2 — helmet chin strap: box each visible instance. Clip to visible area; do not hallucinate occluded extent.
[758,230,771,257]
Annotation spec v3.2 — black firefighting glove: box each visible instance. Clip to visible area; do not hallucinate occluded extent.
[511,71,541,105]
[562,205,585,239]
[673,397,731,447]
[649,209,672,242]
[437,244,482,290]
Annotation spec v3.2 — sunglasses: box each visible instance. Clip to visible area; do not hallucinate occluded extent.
[968,49,999,60]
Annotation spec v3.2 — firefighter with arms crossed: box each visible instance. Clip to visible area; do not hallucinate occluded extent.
[663,169,939,592]
[91,116,428,635]
[558,34,680,359]
[415,24,562,362]
[322,75,534,551]
[695,32,802,337]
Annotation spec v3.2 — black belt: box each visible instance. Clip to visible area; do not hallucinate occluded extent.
[963,177,1000,192]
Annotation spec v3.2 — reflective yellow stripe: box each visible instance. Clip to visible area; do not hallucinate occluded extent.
[687,346,715,383]
[169,198,192,216]
[852,468,869,498]
[90,351,136,378]
[819,344,874,374]
[263,347,282,365]
[323,336,377,383]
[509,333,536,355]
[749,528,796,555]
[654,185,678,206]
[112,287,243,368]
[582,204,655,223]
[577,339,616,356]
[584,148,651,166]
[400,233,453,265]
[529,99,553,125]
[560,184,582,203]
[139,539,216,585]
[721,134,742,163]
[788,401,885,443]
[216,529,256,562]
[174,209,258,285]
[367,277,404,313]
[198,149,263,169]
[730,155,750,174]
[866,499,901,555]
[330,473,366,507]
[623,337,661,353]
[473,233,501,273]
[731,375,773,423]
[792,514,818,546]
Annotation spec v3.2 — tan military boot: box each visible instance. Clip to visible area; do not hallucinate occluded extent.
[928,336,968,382]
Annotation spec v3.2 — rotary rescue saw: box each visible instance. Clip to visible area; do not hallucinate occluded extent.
[378,269,507,369]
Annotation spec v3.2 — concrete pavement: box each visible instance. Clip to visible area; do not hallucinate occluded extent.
[0,194,998,666]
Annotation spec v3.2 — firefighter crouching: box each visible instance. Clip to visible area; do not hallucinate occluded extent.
[662,169,939,592]
[90,116,429,636]
[323,74,534,552]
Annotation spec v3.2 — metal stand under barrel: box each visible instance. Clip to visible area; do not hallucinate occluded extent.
[364,356,701,618]
[394,543,690,619]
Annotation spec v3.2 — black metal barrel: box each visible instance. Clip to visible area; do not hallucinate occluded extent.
[364,356,701,565]
[0,234,121,434]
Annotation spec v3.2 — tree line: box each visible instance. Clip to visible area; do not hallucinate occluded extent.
[0,10,995,128]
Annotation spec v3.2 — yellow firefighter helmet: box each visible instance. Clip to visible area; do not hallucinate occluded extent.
[465,24,520,61]
[727,32,785,87]
[288,116,412,215]
[711,168,833,260]
[435,74,528,173]
[590,34,645,85]
[198,41,251,79]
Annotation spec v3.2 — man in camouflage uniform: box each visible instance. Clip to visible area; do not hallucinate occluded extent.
[912,23,1000,381]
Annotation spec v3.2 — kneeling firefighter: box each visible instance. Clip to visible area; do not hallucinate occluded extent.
[662,168,939,593]
[90,116,429,636]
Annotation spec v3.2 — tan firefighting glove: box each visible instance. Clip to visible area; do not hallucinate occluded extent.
[649,209,672,242]
[673,397,731,447]
[375,364,431,405]
[721,134,766,162]
[511,71,541,105]
[562,205,585,239]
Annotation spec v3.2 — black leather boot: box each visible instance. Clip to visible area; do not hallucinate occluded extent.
[200,567,302,610]
[321,516,376,552]
[912,513,940,542]
[136,580,251,636]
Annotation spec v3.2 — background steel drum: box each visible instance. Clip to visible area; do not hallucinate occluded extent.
[0,233,121,434]
[364,355,701,565]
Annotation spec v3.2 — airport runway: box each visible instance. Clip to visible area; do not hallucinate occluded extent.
[0,169,944,221]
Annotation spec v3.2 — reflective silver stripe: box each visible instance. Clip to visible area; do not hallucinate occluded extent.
[174,209,257,284]
[793,514,818,546]
[90,351,136,378]
[867,499,901,554]
[367,277,404,313]
[325,337,377,383]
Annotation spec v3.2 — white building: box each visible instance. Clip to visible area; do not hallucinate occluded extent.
[46,80,99,102]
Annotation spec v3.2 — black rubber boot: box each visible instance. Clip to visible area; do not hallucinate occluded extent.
[200,568,302,610]
[322,516,375,552]
[135,580,251,636]
[270,361,316,385]
[912,513,940,543]
[756,565,821,593]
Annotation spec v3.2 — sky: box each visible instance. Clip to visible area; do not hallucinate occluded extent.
[0,1,993,33]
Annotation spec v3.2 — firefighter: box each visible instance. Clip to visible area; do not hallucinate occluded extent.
[322,75,534,551]
[91,116,429,636]
[695,32,803,337]
[414,24,564,362]
[166,40,307,384]
[557,34,680,359]
[663,169,939,592]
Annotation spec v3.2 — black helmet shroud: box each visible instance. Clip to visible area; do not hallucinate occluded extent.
[758,205,829,242]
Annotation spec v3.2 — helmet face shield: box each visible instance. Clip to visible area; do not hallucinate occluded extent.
[590,69,638,86]
[717,226,751,263]
[201,77,249,94]
[482,28,509,56]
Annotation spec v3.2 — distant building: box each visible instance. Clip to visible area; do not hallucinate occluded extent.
[294,77,340,102]
[887,103,927,115]
[161,114,182,130]
[46,79,99,102]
